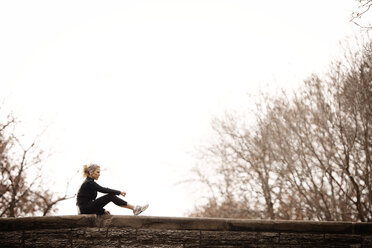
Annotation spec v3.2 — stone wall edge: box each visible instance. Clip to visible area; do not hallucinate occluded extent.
[0,215,371,234]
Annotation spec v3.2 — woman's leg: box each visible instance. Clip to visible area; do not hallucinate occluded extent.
[85,193,127,214]
[82,194,148,215]
[123,203,134,210]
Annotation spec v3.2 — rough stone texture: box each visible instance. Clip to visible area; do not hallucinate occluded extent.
[201,230,280,247]
[136,229,200,247]
[0,230,23,248]
[23,229,70,248]
[0,215,372,247]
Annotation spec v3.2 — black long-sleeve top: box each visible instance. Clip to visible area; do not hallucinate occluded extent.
[76,177,120,207]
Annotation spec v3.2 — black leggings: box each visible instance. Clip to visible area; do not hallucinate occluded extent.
[79,193,127,215]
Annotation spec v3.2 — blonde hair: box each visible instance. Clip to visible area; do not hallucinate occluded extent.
[82,163,100,178]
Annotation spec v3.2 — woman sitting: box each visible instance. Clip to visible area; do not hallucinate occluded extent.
[76,163,148,215]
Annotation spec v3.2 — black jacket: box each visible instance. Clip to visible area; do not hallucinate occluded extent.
[76,177,120,207]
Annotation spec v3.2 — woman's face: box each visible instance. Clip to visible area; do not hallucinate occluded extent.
[90,167,100,180]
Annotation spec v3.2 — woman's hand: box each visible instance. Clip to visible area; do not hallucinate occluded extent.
[120,191,126,197]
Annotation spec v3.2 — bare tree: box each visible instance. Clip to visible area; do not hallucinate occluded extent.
[190,105,282,220]
[0,111,73,217]
[190,38,372,222]
[351,0,372,29]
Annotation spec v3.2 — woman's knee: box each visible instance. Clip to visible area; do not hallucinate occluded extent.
[102,193,126,206]
[105,193,117,200]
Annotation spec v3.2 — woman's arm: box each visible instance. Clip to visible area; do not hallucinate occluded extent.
[90,181,121,195]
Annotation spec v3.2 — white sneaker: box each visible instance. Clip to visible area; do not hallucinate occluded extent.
[133,204,149,216]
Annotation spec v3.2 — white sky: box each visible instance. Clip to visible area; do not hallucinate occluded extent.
[0,0,367,217]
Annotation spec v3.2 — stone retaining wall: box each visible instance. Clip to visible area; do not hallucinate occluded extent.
[1,215,372,247]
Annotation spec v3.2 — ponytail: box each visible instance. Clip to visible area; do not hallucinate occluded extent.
[82,163,100,177]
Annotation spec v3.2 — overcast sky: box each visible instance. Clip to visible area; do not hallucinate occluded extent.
[0,0,368,217]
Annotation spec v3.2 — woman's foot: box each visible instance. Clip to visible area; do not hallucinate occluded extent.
[133,204,149,216]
